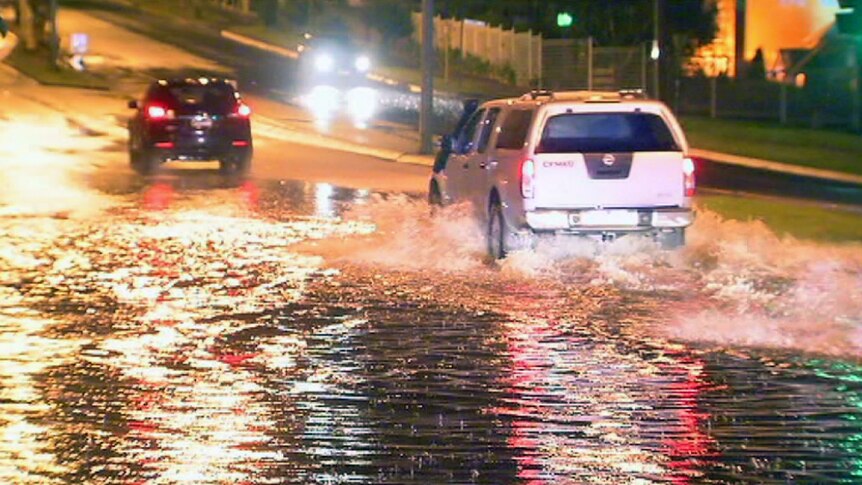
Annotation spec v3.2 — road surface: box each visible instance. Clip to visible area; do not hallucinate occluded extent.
[3,86,862,483]
[2,7,862,484]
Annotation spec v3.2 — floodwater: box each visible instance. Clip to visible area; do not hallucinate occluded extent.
[2,118,862,484]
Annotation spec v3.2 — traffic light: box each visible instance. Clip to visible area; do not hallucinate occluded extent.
[557,12,574,28]
[836,0,862,36]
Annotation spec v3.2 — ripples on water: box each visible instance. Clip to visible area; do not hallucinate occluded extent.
[1,146,862,482]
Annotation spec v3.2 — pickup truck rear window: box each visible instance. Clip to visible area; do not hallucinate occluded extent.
[536,112,680,154]
[496,109,534,150]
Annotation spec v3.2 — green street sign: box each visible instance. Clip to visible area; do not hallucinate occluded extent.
[557,12,574,28]
[837,0,862,36]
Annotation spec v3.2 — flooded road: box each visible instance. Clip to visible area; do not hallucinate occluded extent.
[2,122,862,484]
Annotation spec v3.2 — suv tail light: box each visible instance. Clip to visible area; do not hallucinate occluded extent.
[146,105,168,119]
[521,159,535,198]
[235,103,251,117]
[683,157,696,197]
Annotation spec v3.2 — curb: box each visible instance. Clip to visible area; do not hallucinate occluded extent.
[220,30,299,59]
[690,148,862,186]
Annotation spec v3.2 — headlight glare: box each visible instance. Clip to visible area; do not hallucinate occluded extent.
[314,53,335,72]
[355,55,371,73]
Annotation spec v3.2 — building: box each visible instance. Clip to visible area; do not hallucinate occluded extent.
[691,0,840,78]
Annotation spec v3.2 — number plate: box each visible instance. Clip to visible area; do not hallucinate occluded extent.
[574,210,639,226]
[190,116,213,129]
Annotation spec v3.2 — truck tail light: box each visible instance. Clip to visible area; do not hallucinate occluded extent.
[521,159,535,198]
[683,157,696,197]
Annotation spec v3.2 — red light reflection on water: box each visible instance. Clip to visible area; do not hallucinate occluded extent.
[144,183,174,211]
[660,356,718,484]
[239,181,260,210]
[490,284,719,482]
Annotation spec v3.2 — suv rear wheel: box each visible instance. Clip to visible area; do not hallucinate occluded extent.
[219,153,251,175]
[130,148,161,175]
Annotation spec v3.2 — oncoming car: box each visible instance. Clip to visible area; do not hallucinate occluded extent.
[296,33,378,127]
[296,33,373,87]
[429,90,696,259]
[127,78,253,175]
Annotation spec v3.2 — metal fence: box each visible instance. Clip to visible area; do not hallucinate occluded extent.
[541,39,651,93]
[674,71,858,129]
[540,39,589,90]
[412,13,543,86]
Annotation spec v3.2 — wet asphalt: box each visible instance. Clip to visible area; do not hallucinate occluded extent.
[2,166,862,484]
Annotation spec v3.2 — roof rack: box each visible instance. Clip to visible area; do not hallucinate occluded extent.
[523,89,555,101]
[618,89,647,100]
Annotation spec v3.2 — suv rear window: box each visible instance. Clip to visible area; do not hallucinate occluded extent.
[148,84,238,115]
[536,112,680,154]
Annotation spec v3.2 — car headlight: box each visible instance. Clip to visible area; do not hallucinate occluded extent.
[355,55,371,73]
[314,53,334,72]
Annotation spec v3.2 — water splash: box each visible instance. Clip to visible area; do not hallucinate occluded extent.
[328,196,862,357]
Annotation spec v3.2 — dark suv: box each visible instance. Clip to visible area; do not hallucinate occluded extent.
[127,78,253,174]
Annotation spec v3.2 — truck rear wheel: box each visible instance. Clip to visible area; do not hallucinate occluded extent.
[487,201,508,260]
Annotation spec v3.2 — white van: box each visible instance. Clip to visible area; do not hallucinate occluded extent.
[429,90,696,259]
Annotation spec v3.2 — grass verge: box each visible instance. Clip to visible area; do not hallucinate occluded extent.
[6,45,109,90]
[682,116,862,177]
[698,193,862,243]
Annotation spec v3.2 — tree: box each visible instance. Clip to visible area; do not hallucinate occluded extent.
[747,47,766,80]
[443,0,716,49]
[254,0,279,28]
[363,0,414,44]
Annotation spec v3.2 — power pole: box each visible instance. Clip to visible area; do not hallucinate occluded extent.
[652,0,661,100]
[49,0,59,68]
[420,0,435,155]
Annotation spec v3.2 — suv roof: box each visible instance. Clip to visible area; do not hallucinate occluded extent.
[152,77,239,89]
[485,89,660,109]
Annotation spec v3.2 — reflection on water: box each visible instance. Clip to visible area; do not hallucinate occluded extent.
[1,179,862,483]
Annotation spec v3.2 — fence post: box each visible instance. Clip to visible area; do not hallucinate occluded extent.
[538,35,545,89]
[641,42,648,92]
[460,19,465,59]
[779,82,788,125]
[710,76,717,118]
[510,30,516,82]
[852,47,861,132]
[527,30,533,87]
[444,19,450,82]
[587,37,593,91]
[497,28,503,67]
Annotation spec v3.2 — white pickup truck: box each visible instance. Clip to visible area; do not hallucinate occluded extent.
[429,90,696,259]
